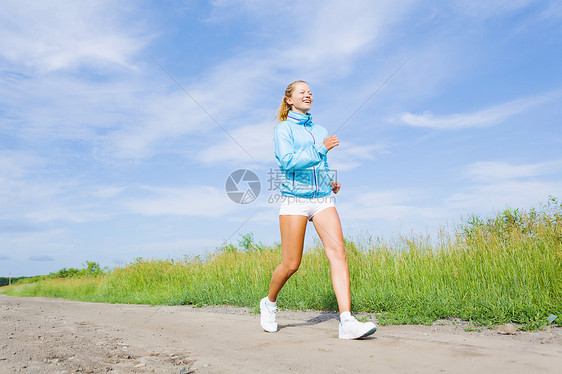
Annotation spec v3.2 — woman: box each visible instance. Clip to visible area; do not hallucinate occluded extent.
[260,80,377,339]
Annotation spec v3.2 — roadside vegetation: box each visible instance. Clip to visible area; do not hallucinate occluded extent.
[2,198,560,329]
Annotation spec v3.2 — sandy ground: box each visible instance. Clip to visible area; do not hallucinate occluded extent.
[0,295,561,373]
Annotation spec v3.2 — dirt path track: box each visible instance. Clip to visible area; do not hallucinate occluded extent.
[1,295,561,373]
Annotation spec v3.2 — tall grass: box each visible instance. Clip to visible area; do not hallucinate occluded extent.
[2,200,561,328]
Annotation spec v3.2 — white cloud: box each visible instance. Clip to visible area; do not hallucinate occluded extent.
[102,89,218,159]
[0,74,130,140]
[1,228,74,260]
[0,171,110,224]
[197,122,275,165]
[246,209,278,225]
[539,1,562,20]
[0,0,151,72]
[277,1,417,80]
[25,204,108,224]
[445,180,560,212]
[329,142,389,172]
[464,160,562,182]
[186,0,419,164]
[447,159,562,213]
[0,72,227,161]
[92,186,126,199]
[338,189,446,221]
[0,71,227,161]
[0,177,56,217]
[396,92,556,129]
[0,151,44,178]
[28,255,55,262]
[453,0,534,18]
[1,0,420,164]
[0,1,204,162]
[123,186,237,217]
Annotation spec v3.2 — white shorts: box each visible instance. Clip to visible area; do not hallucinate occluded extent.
[279,196,336,221]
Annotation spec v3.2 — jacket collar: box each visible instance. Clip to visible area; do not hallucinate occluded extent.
[287,110,312,126]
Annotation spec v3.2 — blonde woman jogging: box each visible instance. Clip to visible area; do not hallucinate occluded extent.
[260,80,376,339]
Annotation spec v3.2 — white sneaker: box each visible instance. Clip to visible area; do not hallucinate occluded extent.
[260,297,278,332]
[339,317,377,339]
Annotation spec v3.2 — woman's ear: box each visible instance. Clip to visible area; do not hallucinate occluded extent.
[285,97,293,106]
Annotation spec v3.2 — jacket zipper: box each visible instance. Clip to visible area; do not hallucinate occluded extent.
[305,125,318,197]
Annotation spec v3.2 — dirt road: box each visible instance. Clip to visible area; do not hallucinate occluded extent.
[1,295,560,373]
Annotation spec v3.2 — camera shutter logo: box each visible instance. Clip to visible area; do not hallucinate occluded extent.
[225,169,261,204]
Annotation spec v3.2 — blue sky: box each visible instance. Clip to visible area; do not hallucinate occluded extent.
[1,0,561,276]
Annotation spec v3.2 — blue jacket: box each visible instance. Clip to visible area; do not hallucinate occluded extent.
[274,110,334,198]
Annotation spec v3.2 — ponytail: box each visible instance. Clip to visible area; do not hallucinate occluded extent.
[276,98,291,122]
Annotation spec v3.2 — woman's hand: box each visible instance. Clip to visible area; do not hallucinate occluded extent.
[323,135,339,151]
[331,181,341,194]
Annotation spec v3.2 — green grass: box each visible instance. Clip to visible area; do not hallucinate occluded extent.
[2,198,561,328]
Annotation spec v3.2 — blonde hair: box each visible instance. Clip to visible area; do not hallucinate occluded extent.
[276,80,308,122]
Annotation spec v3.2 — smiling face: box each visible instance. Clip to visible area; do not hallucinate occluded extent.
[286,82,313,115]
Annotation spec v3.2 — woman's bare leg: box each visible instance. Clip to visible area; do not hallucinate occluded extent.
[311,207,351,313]
[267,215,308,302]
